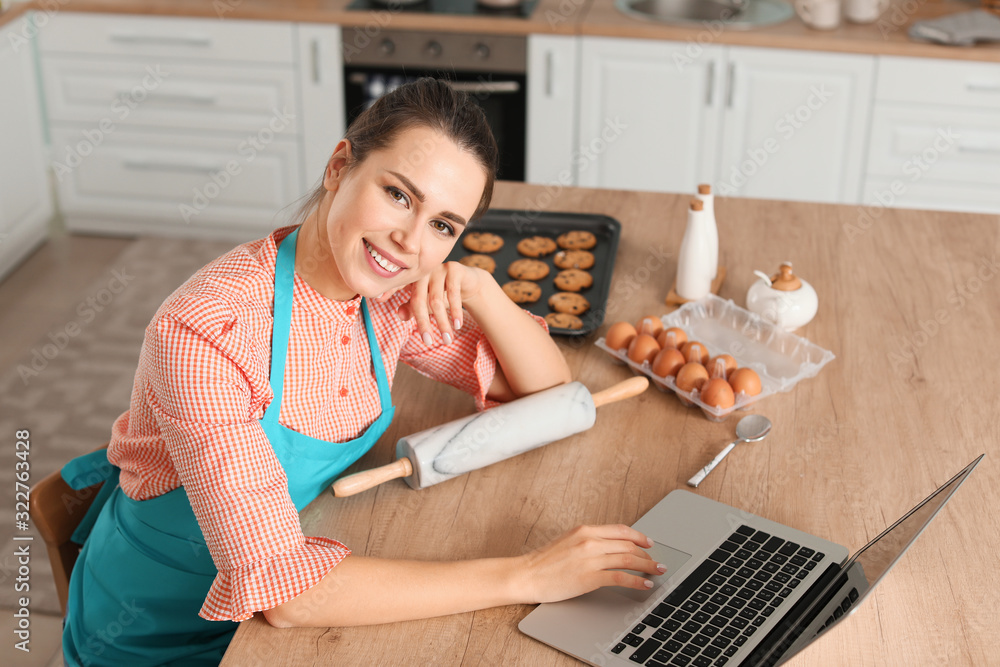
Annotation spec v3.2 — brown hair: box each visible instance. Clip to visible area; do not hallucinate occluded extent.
[294,77,498,224]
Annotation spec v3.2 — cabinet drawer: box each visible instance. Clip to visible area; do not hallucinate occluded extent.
[43,57,298,135]
[862,178,1000,215]
[876,56,1000,111]
[866,105,1000,187]
[39,13,294,65]
[51,126,303,232]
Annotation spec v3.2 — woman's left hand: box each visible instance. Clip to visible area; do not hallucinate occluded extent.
[391,261,491,346]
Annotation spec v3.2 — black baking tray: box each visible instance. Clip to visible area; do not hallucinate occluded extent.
[448,208,622,336]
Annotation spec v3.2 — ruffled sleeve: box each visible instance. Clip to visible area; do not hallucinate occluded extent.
[143,296,350,622]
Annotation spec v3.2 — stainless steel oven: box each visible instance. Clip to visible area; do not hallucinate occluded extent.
[342,29,527,181]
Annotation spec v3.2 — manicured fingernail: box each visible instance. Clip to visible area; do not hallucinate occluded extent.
[644,579,654,589]
[646,537,654,547]
[657,563,667,573]
[422,332,433,346]
[443,332,453,345]
[454,318,462,331]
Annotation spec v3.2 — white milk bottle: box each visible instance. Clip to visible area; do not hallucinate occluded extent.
[675,199,713,300]
[695,183,719,280]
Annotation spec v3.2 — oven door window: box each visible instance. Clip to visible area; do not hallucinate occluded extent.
[344,69,526,182]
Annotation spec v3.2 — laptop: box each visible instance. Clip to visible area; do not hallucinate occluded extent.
[519,455,983,667]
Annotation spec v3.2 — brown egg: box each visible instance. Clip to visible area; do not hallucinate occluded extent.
[675,362,709,393]
[728,368,762,397]
[657,327,687,350]
[681,341,710,365]
[709,354,737,379]
[635,315,664,338]
[651,347,686,378]
[627,334,661,365]
[700,378,736,409]
[664,327,688,349]
[604,321,637,352]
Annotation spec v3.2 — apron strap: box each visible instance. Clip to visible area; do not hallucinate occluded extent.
[360,297,393,412]
[61,448,121,545]
[262,227,298,424]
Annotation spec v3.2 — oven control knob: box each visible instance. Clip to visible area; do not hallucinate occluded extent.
[424,40,442,58]
[474,43,490,60]
[379,39,395,56]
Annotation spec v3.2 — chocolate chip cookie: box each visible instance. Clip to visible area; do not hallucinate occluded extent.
[557,230,597,250]
[553,250,595,270]
[545,312,584,330]
[457,254,496,274]
[507,258,550,281]
[501,280,542,304]
[516,236,558,258]
[462,232,504,254]
[548,291,590,315]
[553,269,593,292]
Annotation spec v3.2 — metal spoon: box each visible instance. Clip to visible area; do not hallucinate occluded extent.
[687,414,773,488]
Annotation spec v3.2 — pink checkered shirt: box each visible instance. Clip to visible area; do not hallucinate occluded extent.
[107,225,539,622]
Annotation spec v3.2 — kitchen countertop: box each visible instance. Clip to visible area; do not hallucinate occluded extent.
[581,0,1000,62]
[3,0,1000,61]
[1,0,581,35]
[220,180,1000,666]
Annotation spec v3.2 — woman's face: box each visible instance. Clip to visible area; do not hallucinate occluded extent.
[313,125,487,301]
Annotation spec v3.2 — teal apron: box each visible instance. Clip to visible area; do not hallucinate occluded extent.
[62,228,394,666]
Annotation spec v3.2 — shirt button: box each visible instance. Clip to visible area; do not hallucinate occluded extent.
[345,306,356,317]
[339,387,348,397]
[341,335,350,345]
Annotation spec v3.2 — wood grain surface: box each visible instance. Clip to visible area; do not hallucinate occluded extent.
[221,182,1000,666]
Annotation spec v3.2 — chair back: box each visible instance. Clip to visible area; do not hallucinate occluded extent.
[29,444,108,615]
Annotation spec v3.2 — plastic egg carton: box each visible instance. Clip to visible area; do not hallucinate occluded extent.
[595,293,836,421]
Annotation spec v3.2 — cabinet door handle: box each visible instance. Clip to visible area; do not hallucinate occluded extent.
[545,51,554,97]
[123,159,223,174]
[957,144,1000,155]
[116,90,217,105]
[705,61,715,107]
[443,81,521,95]
[311,39,321,84]
[965,83,1000,94]
[109,32,212,48]
[725,63,736,109]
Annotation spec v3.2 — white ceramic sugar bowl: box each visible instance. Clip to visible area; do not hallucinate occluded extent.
[745,262,818,332]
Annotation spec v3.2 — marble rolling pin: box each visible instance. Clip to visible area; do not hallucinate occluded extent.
[332,376,649,497]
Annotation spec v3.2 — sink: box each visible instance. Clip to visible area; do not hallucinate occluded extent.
[616,0,795,29]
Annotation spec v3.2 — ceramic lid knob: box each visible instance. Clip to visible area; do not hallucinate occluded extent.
[769,262,802,291]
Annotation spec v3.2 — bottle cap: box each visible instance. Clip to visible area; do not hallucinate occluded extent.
[769,262,802,291]
[690,199,704,212]
[698,184,712,195]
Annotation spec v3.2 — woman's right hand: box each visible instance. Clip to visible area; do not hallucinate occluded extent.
[515,524,666,604]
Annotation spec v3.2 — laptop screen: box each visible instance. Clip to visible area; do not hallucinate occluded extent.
[764,454,984,666]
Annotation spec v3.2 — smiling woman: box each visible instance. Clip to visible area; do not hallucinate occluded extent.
[58,78,660,667]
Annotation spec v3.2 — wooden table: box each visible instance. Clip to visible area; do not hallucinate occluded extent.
[221,182,1000,666]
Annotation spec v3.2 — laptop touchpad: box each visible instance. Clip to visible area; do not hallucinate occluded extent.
[616,541,692,603]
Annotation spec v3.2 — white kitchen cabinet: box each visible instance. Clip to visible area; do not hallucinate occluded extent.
[577,37,875,204]
[526,34,579,186]
[0,14,53,281]
[578,36,723,193]
[296,23,346,192]
[717,47,874,204]
[50,125,302,239]
[863,56,1000,215]
[39,12,307,241]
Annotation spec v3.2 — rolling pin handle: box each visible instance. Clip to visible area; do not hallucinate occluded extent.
[591,376,650,409]
[331,457,414,497]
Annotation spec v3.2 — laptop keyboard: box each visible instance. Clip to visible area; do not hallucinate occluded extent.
[610,525,825,667]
